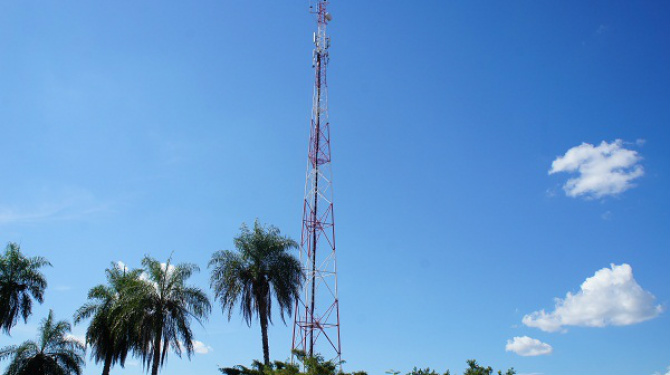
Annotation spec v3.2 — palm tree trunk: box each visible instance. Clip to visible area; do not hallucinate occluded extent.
[151,326,162,375]
[259,301,270,365]
[101,351,113,375]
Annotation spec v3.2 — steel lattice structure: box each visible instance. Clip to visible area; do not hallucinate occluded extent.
[292,0,341,364]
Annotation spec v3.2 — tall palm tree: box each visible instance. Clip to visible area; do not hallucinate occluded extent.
[0,309,85,375]
[73,263,141,375]
[0,242,51,335]
[124,256,211,375]
[209,221,304,365]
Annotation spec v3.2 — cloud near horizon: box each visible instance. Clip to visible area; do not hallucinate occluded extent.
[549,140,643,198]
[523,264,662,332]
[505,336,553,356]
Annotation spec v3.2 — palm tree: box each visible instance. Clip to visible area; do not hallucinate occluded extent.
[0,309,85,375]
[0,242,51,335]
[209,220,304,365]
[74,263,141,375]
[124,256,211,375]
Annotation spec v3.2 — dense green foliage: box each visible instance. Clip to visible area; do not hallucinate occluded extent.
[209,221,303,365]
[396,360,515,375]
[0,310,85,375]
[219,350,348,375]
[406,367,450,375]
[463,360,514,375]
[221,355,513,375]
[0,243,51,335]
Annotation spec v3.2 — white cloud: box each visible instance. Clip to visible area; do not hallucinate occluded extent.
[175,339,212,355]
[193,340,213,354]
[653,365,670,375]
[161,262,176,274]
[523,264,663,332]
[140,262,177,289]
[116,261,129,272]
[549,140,643,198]
[506,336,552,356]
[66,334,86,346]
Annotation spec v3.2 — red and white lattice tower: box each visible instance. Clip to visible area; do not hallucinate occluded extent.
[292,0,341,364]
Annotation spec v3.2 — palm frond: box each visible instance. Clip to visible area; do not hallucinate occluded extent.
[1,310,84,375]
[0,243,51,335]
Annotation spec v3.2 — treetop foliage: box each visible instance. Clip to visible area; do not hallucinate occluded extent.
[463,359,515,375]
[219,352,514,375]
[219,350,351,375]
[406,367,450,375]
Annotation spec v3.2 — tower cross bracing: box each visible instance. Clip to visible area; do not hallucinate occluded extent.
[292,0,342,365]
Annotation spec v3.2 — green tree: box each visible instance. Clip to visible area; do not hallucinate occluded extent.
[219,350,346,375]
[0,309,85,375]
[125,256,211,375]
[0,242,52,335]
[73,263,141,375]
[463,360,514,375]
[220,359,269,375]
[292,351,340,375]
[209,221,304,365]
[406,367,450,375]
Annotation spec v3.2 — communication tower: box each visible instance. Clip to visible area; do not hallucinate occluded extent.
[292,0,342,364]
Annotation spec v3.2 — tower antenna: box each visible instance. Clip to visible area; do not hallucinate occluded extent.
[292,0,342,365]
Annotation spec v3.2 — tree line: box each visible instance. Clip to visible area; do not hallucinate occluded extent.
[1,221,303,375]
[0,221,515,375]
[220,355,515,375]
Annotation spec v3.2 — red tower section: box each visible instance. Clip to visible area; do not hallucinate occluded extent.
[292,0,341,364]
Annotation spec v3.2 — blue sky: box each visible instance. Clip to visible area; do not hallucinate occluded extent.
[1,1,669,375]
